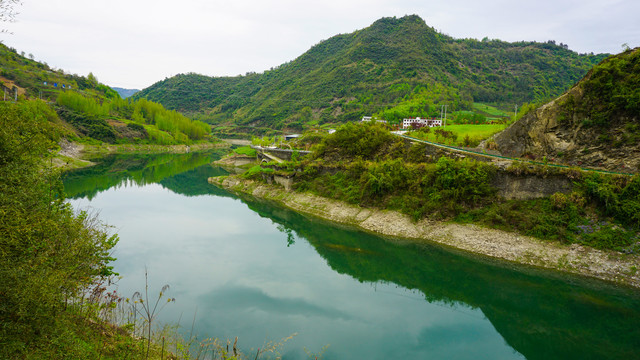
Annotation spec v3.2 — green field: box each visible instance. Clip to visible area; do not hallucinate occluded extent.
[408,124,506,147]
[473,103,511,117]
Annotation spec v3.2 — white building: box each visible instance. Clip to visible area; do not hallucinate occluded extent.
[362,116,387,124]
[402,117,443,129]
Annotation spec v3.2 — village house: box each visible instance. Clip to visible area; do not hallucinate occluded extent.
[402,117,442,129]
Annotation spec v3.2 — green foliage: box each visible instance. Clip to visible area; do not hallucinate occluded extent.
[134,15,607,133]
[0,43,118,101]
[579,224,637,250]
[233,146,257,157]
[54,93,210,144]
[472,103,509,117]
[251,135,279,147]
[313,122,395,160]
[408,124,506,146]
[0,101,119,357]
[580,173,640,227]
[462,197,584,241]
[294,142,496,220]
[373,83,467,124]
[0,43,210,145]
[260,124,639,251]
[572,48,640,128]
[242,165,274,179]
[56,107,119,143]
[57,91,109,116]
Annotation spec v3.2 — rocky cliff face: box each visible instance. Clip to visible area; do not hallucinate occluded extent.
[487,49,640,173]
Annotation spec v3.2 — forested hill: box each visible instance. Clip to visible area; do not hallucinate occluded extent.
[0,43,118,100]
[0,43,211,145]
[490,47,640,172]
[134,15,607,132]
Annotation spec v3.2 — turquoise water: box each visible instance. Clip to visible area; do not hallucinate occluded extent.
[64,152,640,359]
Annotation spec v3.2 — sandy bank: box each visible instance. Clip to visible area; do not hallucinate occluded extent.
[210,175,640,288]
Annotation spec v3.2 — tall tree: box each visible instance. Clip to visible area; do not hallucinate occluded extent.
[0,0,21,33]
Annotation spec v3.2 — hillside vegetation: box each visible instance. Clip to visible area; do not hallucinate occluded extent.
[1,101,117,357]
[244,122,640,252]
[0,43,211,145]
[134,15,607,135]
[489,47,640,172]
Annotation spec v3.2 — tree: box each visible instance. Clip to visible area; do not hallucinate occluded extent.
[87,72,98,87]
[0,0,21,33]
[0,100,118,356]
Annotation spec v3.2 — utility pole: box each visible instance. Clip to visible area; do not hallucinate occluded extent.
[444,105,448,127]
[14,87,18,102]
[441,104,448,127]
[514,104,518,121]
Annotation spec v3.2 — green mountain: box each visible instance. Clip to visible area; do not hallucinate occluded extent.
[111,87,140,99]
[0,43,211,145]
[0,43,118,100]
[134,15,607,134]
[489,47,640,172]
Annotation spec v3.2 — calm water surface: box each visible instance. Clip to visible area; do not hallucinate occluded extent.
[63,151,640,360]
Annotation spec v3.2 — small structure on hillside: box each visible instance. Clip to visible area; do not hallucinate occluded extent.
[402,117,442,129]
[284,134,301,141]
[362,116,387,124]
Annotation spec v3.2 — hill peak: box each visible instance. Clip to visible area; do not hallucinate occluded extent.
[134,16,607,135]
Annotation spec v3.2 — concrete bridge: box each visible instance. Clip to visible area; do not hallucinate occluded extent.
[251,146,312,163]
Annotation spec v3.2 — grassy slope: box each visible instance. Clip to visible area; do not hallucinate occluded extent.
[409,124,507,146]
[0,43,213,146]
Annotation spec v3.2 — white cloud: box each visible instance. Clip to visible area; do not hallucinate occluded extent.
[2,0,638,89]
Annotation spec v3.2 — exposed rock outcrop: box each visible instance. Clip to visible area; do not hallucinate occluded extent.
[487,49,640,173]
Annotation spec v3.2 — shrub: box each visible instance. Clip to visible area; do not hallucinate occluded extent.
[1,101,118,356]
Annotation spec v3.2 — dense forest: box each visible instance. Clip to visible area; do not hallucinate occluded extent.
[134,15,607,134]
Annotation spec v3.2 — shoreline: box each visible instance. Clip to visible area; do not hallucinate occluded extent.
[210,175,640,289]
[54,140,230,170]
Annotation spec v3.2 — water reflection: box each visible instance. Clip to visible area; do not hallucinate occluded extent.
[241,196,640,360]
[63,153,640,360]
[63,150,229,199]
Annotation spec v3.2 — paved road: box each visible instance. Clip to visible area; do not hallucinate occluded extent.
[396,133,635,177]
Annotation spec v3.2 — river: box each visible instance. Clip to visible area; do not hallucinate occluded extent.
[63,150,640,360]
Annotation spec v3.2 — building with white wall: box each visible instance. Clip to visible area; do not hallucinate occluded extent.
[402,117,442,129]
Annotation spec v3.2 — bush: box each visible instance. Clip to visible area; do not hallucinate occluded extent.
[313,122,394,160]
[1,101,118,356]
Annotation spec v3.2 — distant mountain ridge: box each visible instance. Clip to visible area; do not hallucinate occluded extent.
[134,15,608,134]
[112,87,140,99]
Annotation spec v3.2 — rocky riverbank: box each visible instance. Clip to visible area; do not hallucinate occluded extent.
[210,175,640,288]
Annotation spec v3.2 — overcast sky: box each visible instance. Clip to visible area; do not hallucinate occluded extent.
[2,0,639,90]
